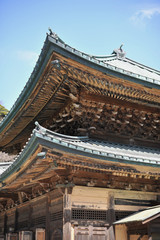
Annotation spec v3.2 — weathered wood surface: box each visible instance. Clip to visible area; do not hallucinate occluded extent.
[1,52,159,153]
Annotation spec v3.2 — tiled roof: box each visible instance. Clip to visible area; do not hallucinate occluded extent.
[64,139,160,164]
[48,33,160,85]
[114,205,160,224]
[35,124,160,165]
[0,162,12,174]
[93,55,160,83]
[0,31,160,149]
[1,123,160,181]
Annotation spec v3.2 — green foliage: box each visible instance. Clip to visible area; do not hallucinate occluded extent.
[0,105,8,117]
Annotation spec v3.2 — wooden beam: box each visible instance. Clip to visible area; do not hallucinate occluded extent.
[0,192,18,201]
[18,192,23,204]
[80,90,160,113]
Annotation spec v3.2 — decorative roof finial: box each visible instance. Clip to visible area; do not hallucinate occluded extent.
[48,27,53,35]
[112,44,126,59]
[120,43,123,51]
[48,27,58,40]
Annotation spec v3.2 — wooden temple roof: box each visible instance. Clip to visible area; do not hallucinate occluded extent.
[0,162,11,175]
[0,31,159,154]
[0,123,160,211]
[94,54,160,83]
[0,123,160,192]
[0,123,160,182]
[0,123,160,207]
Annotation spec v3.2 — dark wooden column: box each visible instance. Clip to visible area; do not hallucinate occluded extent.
[45,194,51,239]
[28,204,33,230]
[4,213,7,236]
[14,208,18,232]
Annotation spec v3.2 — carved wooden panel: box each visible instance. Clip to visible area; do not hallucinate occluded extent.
[74,226,108,240]
[46,88,160,147]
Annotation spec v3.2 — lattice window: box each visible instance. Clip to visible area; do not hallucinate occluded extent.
[32,216,46,226]
[50,211,63,222]
[72,209,107,221]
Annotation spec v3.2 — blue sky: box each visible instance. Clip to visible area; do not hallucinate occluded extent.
[0,0,160,110]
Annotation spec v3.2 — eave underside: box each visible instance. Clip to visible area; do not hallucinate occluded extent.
[0,130,160,212]
[0,52,160,153]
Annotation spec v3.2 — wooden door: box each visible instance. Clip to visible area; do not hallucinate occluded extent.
[35,228,45,240]
[74,226,108,240]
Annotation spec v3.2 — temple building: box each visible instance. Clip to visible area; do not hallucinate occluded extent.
[0,30,160,240]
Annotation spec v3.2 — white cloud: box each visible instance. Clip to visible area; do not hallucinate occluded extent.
[16,50,38,65]
[130,7,160,26]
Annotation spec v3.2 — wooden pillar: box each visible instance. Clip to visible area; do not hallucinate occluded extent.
[89,225,93,240]
[71,224,74,240]
[18,192,23,204]
[63,188,72,240]
[45,194,51,240]
[28,204,33,230]
[115,224,127,240]
[14,208,18,232]
[108,193,115,240]
[4,213,7,236]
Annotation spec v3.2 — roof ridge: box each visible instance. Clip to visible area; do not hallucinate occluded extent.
[125,57,160,74]
[93,55,160,74]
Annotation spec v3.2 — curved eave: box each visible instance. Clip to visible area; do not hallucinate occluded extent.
[0,36,53,135]
[1,125,160,185]
[48,35,160,89]
[1,33,160,132]
[0,33,160,149]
